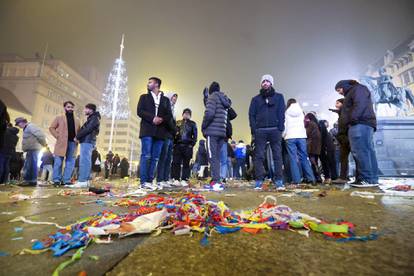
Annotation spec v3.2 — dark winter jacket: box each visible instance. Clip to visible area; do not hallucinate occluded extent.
[319,121,335,153]
[227,143,235,158]
[343,82,377,130]
[305,120,321,155]
[195,140,208,166]
[164,92,178,140]
[1,126,19,156]
[336,107,350,146]
[249,87,286,135]
[0,100,10,149]
[202,91,232,138]
[120,158,129,178]
[226,107,237,140]
[175,119,198,146]
[137,91,173,139]
[76,112,101,144]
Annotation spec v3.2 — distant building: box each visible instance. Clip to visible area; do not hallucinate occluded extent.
[97,116,140,163]
[0,54,103,151]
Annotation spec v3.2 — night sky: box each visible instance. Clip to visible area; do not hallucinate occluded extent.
[1,0,413,141]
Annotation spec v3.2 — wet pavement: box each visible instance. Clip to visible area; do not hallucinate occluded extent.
[0,183,146,276]
[1,180,414,276]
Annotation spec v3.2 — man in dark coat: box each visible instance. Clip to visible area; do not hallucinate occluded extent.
[249,74,286,190]
[0,124,19,184]
[171,108,198,185]
[202,81,231,190]
[335,80,379,185]
[69,103,101,188]
[0,100,10,150]
[120,157,129,178]
[137,77,173,190]
[157,92,178,188]
[331,99,353,184]
[112,154,120,175]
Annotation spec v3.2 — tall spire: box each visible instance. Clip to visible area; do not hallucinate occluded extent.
[119,34,125,60]
[99,34,130,151]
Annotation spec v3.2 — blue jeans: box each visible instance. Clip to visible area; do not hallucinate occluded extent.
[0,153,11,183]
[220,142,228,180]
[286,138,315,183]
[53,141,77,184]
[348,124,379,183]
[157,139,173,182]
[140,137,164,184]
[78,143,94,182]
[227,157,233,178]
[23,150,39,183]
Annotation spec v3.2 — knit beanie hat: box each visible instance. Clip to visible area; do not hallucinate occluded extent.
[261,74,274,85]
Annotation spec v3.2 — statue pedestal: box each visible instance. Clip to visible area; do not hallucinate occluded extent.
[374,117,414,176]
[376,103,399,117]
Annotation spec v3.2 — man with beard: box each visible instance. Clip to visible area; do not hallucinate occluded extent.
[49,101,80,186]
[137,77,173,190]
[249,74,286,190]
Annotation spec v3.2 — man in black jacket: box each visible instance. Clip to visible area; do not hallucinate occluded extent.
[156,92,178,189]
[171,108,198,185]
[137,77,172,190]
[0,100,10,150]
[69,103,100,188]
[249,74,286,190]
[0,124,19,184]
[335,79,378,185]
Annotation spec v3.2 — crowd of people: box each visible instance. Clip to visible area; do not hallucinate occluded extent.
[0,75,379,191]
[135,75,378,191]
[0,100,131,187]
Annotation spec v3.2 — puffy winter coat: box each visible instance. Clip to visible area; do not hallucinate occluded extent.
[202,91,232,138]
[283,103,307,140]
[22,123,47,152]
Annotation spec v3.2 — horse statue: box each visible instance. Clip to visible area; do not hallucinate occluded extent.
[360,68,414,116]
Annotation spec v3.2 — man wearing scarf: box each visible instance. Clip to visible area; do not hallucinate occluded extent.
[249,74,286,190]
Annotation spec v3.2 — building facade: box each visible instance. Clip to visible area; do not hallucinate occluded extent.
[97,115,141,164]
[0,54,103,151]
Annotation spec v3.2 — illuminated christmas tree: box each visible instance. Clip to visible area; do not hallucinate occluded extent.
[100,34,130,150]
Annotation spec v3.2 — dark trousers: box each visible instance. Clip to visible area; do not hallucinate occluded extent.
[0,154,11,183]
[206,136,225,182]
[319,150,338,180]
[339,140,351,179]
[254,129,283,181]
[171,143,193,181]
[309,154,322,182]
[234,158,246,179]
